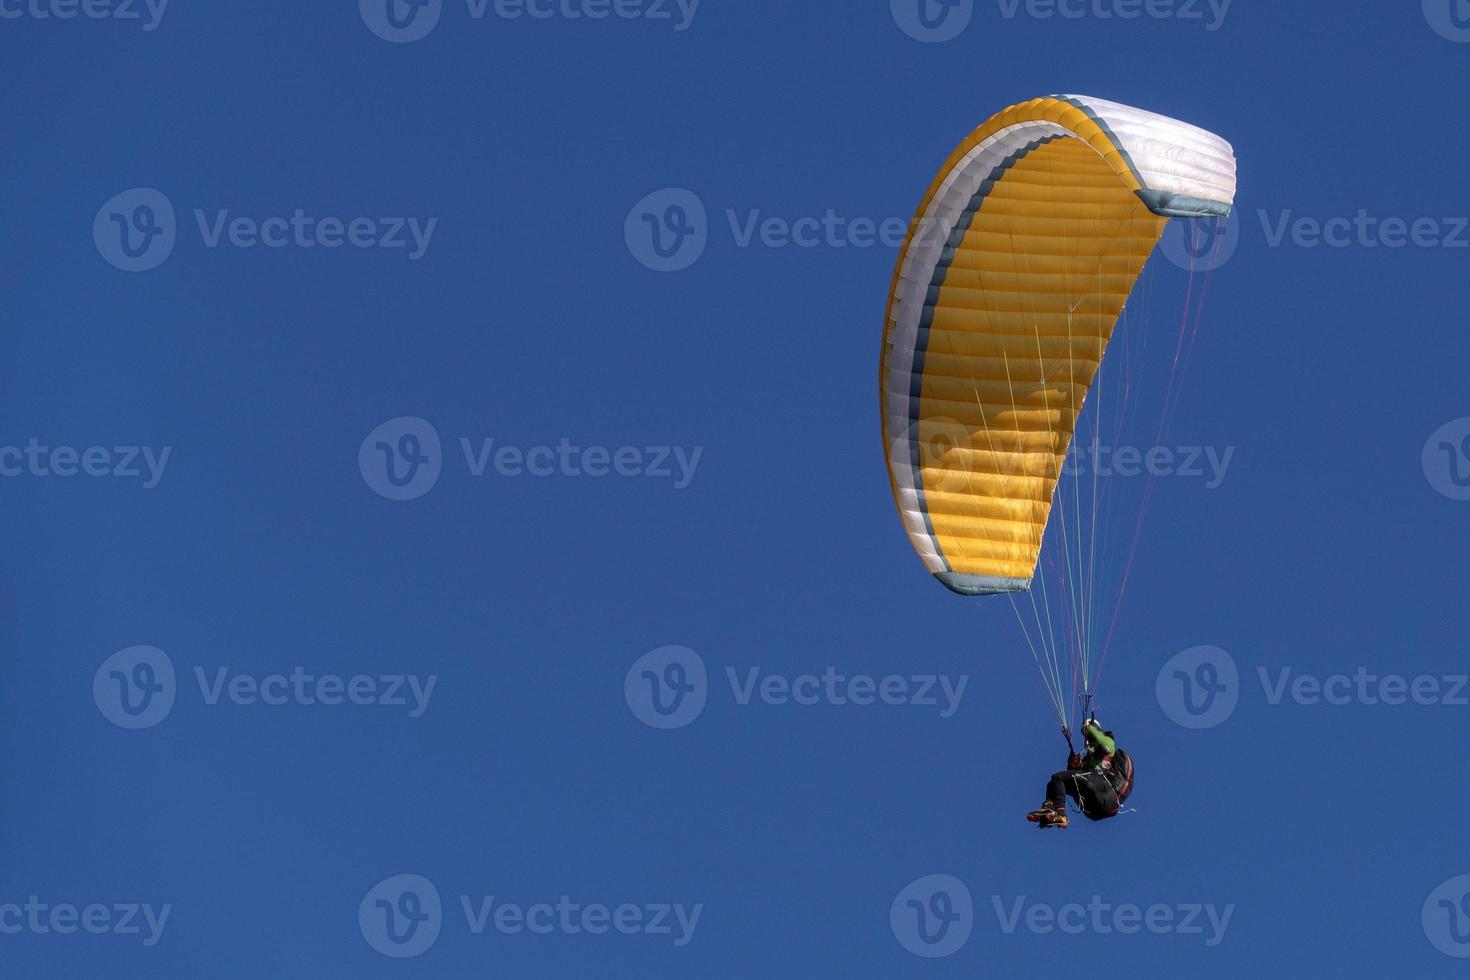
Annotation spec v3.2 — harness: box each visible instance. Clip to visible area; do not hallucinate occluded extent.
[1070,747,1134,820]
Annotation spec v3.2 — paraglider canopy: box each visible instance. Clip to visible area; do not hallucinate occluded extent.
[880,95,1236,729]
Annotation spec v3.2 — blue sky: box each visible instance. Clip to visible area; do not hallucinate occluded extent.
[4,1,1470,976]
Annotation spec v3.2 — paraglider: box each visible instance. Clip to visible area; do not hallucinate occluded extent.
[1027,713,1134,830]
[878,95,1236,825]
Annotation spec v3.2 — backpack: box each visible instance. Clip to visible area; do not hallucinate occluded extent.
[1079,736,1134,821]
[1108,746,1134,808]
